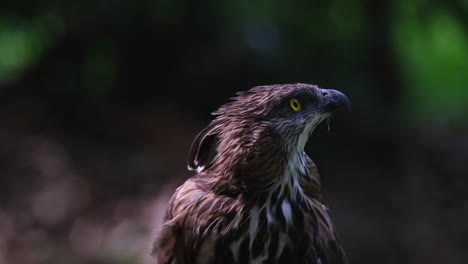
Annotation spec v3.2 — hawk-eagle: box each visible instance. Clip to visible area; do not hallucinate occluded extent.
[153,83,349,264]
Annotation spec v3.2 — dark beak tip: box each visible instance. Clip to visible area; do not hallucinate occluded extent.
[323,89,351,113]
[342,97,351,111]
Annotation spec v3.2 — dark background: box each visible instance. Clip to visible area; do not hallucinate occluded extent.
[1,1,467,263]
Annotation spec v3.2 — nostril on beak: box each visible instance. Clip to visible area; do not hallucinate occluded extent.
[320,88,350,112]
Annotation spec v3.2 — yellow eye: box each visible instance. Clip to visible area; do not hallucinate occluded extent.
[289,98,301,111]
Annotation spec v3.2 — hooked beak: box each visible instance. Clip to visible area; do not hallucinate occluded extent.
[319,89,351,113]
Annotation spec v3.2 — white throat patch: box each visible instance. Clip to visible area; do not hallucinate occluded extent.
[297,115,326,152]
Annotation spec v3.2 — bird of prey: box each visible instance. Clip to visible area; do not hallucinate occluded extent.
[153,83,349,264]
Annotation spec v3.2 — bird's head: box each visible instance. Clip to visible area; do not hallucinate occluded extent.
[188,83,349,189]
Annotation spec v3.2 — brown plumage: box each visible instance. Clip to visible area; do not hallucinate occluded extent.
[153,83,350,264]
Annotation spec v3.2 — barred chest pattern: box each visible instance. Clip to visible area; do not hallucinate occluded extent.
[195,152,342,264]
[153,84,349,264]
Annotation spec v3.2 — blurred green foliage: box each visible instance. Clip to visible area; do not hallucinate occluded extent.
[394,2,468,122]
[0,0,467,121]
[0,10,64,84]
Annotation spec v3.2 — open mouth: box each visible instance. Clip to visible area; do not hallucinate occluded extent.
[306,115,329,137]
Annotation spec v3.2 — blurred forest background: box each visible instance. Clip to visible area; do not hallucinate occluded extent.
[0,0,468,263]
